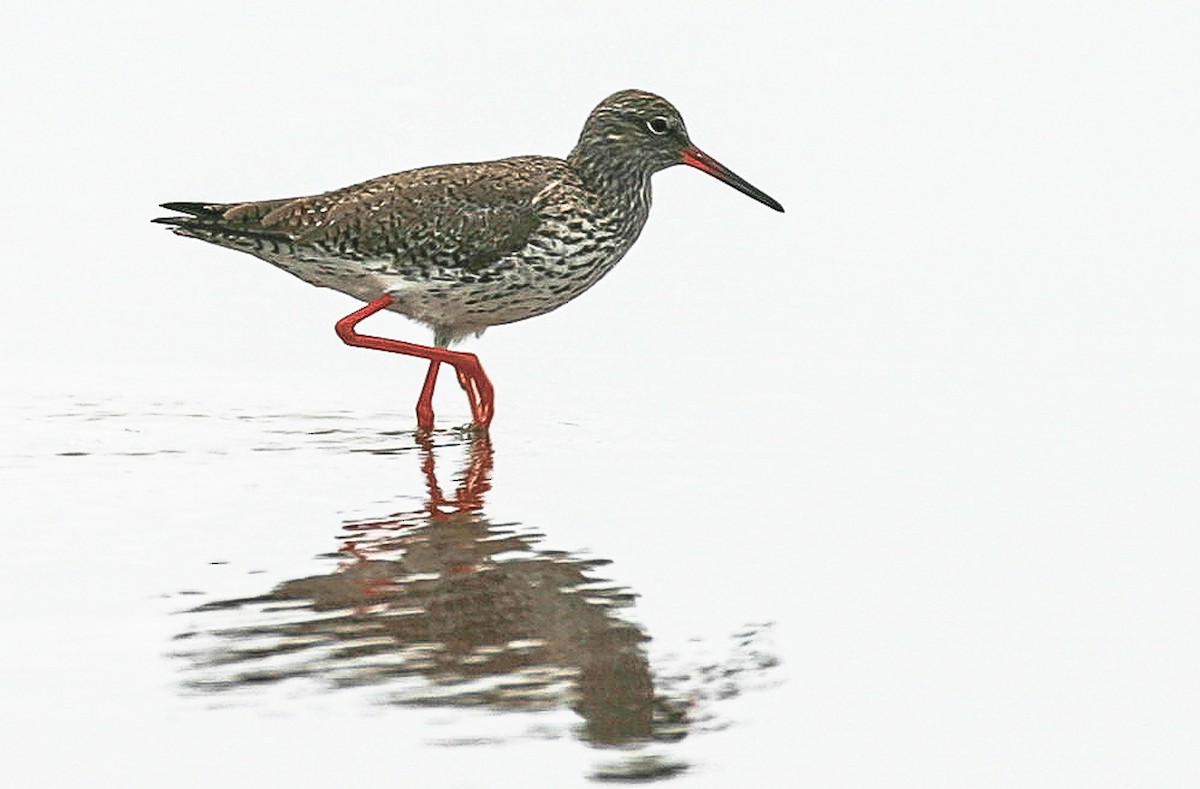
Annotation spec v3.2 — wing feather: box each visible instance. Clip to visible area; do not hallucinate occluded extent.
[157,156,569,274]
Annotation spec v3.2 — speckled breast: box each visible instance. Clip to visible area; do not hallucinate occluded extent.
[385,208,644,344]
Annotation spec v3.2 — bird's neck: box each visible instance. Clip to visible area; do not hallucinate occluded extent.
[567,147,654,222]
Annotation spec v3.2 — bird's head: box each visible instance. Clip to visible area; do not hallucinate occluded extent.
[570,89,783,213]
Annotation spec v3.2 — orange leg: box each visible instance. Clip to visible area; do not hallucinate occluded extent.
[334,295,494,431]
[416,360,441,431]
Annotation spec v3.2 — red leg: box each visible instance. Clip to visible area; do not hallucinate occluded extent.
[334,295,495,430]
[416,360,440,432]
[455,362,494,428]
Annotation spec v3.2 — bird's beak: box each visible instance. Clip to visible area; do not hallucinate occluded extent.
[681,144,784,213]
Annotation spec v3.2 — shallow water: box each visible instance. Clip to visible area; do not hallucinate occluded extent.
[3,389,784,785]
[3,359,1198,786]
[172,429,776,761]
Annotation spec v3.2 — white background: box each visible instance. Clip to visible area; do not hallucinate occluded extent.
[2,1,1198,787]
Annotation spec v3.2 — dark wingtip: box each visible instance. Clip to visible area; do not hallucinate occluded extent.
[159,201,225,217]
[155,201,227,228]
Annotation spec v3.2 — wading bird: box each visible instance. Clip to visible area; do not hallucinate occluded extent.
[156,90,783,431]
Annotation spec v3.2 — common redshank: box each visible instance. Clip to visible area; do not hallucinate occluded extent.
[156,89,783,430]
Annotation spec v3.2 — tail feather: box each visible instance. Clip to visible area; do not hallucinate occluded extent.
[155,200,296,251]
[151,215,198,228]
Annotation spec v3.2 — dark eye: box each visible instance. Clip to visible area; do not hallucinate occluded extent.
[646,117,670,135]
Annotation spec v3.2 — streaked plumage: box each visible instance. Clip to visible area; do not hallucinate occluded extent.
[156,89,782,428]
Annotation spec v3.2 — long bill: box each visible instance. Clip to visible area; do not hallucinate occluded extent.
[681,144,784,213]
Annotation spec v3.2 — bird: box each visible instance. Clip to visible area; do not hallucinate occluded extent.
[155,89,783,431]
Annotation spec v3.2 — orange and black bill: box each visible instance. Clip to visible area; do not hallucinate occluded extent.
[682,145,784,213]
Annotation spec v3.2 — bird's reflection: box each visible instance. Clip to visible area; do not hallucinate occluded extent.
[176,430,692,747]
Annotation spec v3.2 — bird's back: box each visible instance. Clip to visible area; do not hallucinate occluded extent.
[158,156,569,276]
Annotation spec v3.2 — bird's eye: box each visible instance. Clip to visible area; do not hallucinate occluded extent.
[647,117,670,135]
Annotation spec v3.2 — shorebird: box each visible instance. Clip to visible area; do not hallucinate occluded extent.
[156,89,783,431]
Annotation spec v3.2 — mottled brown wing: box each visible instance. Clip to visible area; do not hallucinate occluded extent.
[253,157,557,273]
